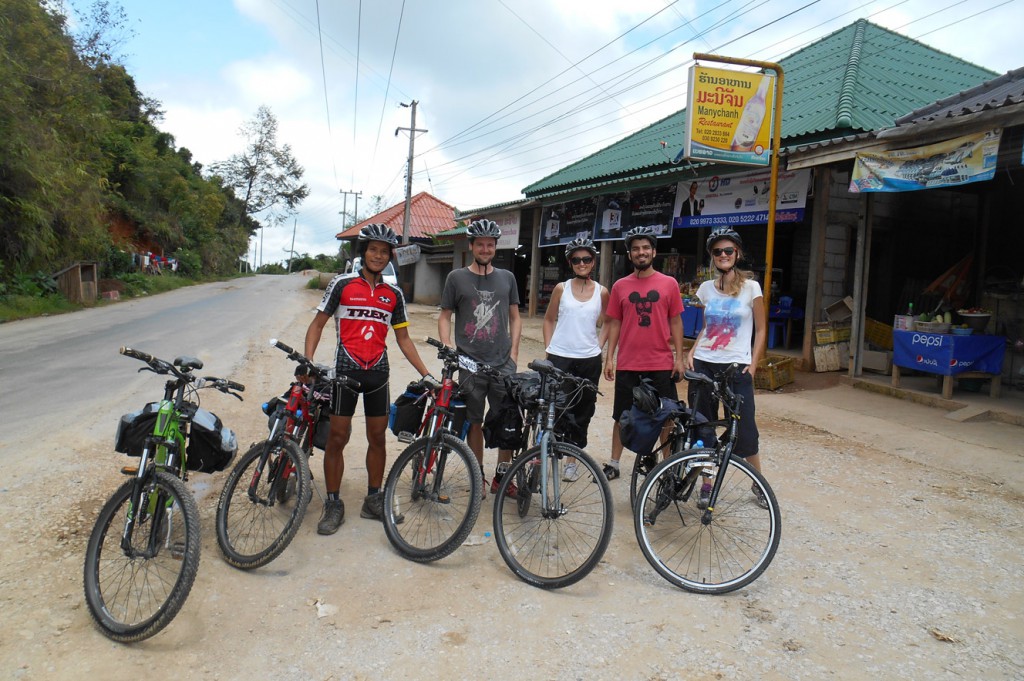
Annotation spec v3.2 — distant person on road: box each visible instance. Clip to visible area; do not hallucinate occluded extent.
[603,226,686,480]
[685,226,768,509]
[304,224,432,535]
[543,237,608,481]
[438,219,522,496]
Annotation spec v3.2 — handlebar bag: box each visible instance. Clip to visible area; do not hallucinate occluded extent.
[389,387,427,439]
[187,408,238,473]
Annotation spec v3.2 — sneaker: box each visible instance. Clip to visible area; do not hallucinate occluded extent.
[752,483,770,510]
[562,461,580,482]
[491,475,518,498]
[317,499,345,535]
[360,492,403,523]
[602,463,620,481]
[696,482,712,510]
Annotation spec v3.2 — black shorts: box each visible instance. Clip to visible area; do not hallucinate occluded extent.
[330,369,390,418]
[612,370,678,422]
[687,359,759,458]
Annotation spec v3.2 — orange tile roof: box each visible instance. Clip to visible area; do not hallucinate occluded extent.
[336,192,457,241]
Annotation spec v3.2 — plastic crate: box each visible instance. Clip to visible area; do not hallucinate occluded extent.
[813,343,842,372]
[864,317,893,350]
[814,321,851,345]
[754,355,795,391]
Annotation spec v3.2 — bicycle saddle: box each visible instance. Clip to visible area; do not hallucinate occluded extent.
[528,359,556,374]
[174,356,204,371]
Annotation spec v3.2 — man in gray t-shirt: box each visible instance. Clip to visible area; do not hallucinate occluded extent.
[438,220,521,497]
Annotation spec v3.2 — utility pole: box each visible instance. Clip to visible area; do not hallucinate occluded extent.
[396,101,428,245]
[339,189,362,266]
[339,189,362,229]
[287,218,297,273]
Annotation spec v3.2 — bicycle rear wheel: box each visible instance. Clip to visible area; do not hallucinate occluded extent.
[493,443,612,589]
[634,450,781,594]
[83,471,200,642]
[382,432,482,562]
[215,438,310,569]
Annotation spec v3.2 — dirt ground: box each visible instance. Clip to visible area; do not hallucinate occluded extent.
[2,280,1023,680]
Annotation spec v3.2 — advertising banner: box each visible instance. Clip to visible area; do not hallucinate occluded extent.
[671,168,810,229]
[893,330,1005,376]
[849,129,1001,193]
[592,193,630,243]
[492,211,520,250]
[539,198,598,247]
[684,65,775,167]
[618,185,677,243]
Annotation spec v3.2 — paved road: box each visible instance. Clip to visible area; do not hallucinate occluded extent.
[0,275,313,448]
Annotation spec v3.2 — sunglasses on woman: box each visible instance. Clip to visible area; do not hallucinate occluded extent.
[570,256,594,265]
[711,247,736,257]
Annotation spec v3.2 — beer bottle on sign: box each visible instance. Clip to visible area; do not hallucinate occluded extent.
[730,77,771,152]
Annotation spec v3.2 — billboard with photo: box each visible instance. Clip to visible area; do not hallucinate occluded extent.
[684,65,775,167]
[671,168,810,229]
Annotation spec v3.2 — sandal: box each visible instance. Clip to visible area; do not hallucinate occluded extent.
[602,463,620,481]
[751,483,769,510]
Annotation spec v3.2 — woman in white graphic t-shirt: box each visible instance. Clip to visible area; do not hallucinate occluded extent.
[685,226,769,509]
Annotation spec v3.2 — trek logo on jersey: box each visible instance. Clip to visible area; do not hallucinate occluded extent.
[339,305,393,323]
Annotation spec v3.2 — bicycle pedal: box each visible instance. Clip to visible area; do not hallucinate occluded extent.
[170,541,186,560]
[120,466,138,475]
[397,433,415,443]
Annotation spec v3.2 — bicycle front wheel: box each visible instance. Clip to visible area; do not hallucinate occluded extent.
[493,443,612,589]
[634,450,781,594]
[83,471,201,642]
[382,432,482,562]
[216,438,310,569]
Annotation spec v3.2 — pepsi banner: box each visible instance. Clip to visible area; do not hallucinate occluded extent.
[892,330,1005,376]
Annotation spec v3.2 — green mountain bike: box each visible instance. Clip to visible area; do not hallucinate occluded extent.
[83,347,244,642]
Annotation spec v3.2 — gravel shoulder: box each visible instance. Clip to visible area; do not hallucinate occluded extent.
[1,282,1022,680]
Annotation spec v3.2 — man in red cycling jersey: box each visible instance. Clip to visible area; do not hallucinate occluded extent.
[305,224,431,535]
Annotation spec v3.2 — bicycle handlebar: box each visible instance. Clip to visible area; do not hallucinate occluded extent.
[527,359,601,394]
[268,338,361,390]
[121,346,244,398]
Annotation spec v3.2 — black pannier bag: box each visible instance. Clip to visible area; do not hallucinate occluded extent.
[309,381,333,450]
[483,391,523,449]
[389,385,427,439]
[114,402,237,473]
[186,407,238,473]
[114,402,160,456]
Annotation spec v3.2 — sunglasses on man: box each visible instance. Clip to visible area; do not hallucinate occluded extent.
[570,256,595,265]
[711,247,736,257]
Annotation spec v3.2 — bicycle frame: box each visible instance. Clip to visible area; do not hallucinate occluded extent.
[123,378,190,555]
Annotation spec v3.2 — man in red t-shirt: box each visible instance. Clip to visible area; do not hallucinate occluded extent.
[602,226,685,480]
[305,224,431,535]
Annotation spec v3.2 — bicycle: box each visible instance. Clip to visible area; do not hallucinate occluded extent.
[633,363,781,594]
[215,339,359,569]
[381,338,488,562]
[627,382,712,510]
[84,347,244,642]
[492,359,613,589]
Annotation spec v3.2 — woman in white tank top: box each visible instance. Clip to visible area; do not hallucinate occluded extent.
[543,238,609,480]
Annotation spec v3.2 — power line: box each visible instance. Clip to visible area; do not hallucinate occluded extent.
[313,0,338,190]
[369,0,407,177]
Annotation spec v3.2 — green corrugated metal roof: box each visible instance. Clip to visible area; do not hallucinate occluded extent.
[523,19,997,198]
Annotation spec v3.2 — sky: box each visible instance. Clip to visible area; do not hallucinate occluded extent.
[103,0,1024,266]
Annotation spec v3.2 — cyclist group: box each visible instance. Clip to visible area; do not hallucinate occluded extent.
[304,218,767,536]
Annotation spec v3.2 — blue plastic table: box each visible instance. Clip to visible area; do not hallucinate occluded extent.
[891,330,1005,398]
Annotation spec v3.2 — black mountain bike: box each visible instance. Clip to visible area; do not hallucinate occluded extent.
[633,364,781,594]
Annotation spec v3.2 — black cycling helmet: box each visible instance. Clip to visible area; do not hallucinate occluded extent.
[623,225,657,249]
[564,237,597,259]
[466,219,501,241]
[632,377,661,415]
[358,223,399,247]
[706,226,743,254]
